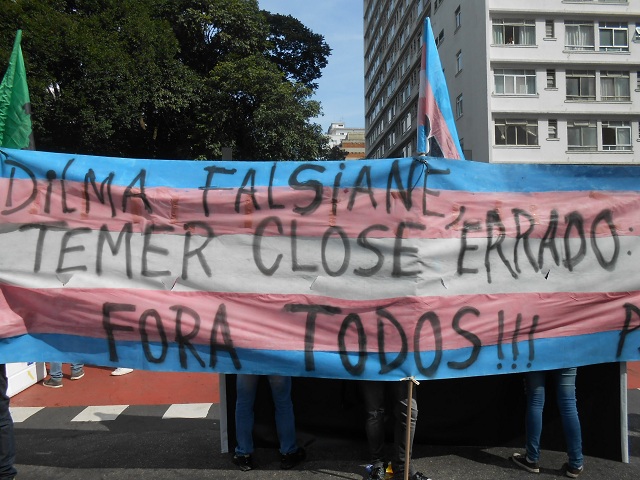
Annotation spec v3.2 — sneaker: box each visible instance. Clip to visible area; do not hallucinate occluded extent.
[367,464,386,480]
[411,473,432,480]
[42,377,63,388]
[393,472,432,480]
[232,454,253,472]
[70,368,85,380]
[564,463,583,478]
[280,447,306,469]
[511,453,540,473]
[111,368,134,376]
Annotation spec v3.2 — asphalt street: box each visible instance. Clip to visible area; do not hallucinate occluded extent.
[10,389,640,480]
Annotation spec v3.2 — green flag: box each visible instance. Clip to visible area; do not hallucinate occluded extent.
[0,30,35,149]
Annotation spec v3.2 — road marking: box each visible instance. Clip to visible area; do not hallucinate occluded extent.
[9,406,44,423]
[162,403,213,419]
[72,405,129,422]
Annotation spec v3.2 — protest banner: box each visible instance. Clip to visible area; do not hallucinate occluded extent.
[0,148,639,380]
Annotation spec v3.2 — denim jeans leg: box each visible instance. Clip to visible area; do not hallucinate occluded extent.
[70,364,84,375]
[235,375,259,456]
[268,375,298,455]
[48,362,63,379]
[360,381,386,466]
[525,370,546,463]
[0,365,17,479]
[392,382,418,478]
[554,368,583,469]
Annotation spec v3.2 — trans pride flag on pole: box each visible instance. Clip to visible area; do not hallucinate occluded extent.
[417,18,464,160]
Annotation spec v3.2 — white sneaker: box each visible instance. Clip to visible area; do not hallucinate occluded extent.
[111,368,134,376]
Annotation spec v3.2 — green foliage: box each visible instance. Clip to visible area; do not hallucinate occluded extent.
[0,0,331,160]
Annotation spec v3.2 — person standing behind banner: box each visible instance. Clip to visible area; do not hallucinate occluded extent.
[510,367,584,478]
[360,381,431,480]
[232,375,305,471]
[42,362,84,388]
[0,365,17,479]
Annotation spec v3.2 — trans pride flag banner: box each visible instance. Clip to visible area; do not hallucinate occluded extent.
[417,18,464,160]
[0,148,639,380]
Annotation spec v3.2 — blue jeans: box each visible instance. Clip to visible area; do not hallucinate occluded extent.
[49,362,84,379]
[525,368,583,469]
[0,365,17,479]
[234,375,298,456]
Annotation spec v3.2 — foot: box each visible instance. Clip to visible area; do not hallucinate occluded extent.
[563,463,583,478]
[111,368,134,376]
[511,453,540,473]
[367,464,386,480]
[394,472,432,480]
[232,454,253,472]
[280,447,306,469]
[70,368,85,380]
[42,377,63,388]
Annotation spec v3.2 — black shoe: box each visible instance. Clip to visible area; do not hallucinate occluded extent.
[511,453,540,473]
[367,464,386,480]
[280,447,306,469]
[563,463,583,478]
[232,454,253,472]
[411,473,433,480]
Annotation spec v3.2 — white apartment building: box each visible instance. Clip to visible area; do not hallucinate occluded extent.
[364,0,640,164]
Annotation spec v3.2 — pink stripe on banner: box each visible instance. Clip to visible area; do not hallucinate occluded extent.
[1,283,637,353]
[0,178,636,240]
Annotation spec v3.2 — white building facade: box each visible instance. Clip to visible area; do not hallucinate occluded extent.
[364,0,640,164]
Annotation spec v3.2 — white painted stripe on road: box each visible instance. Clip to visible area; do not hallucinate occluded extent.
[9,406,44,423]
[71,405,129,422]
[162,403,213,419]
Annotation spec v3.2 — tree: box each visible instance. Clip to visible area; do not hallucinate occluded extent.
[263,12,331,90]
[324,145,349,160]
[0,0,332,160]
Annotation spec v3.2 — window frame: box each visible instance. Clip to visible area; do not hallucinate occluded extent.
[564,20,595,51]
[492,19,536,46]
[599,21,629,52]
[567,120,597,151]
[602,121,632,151]
[494,119,539,146]
[566,70,596,101]
[600,71,631,101]
[494,68,537,95]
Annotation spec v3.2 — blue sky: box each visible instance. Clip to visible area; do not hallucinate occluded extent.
[259,0,365,133]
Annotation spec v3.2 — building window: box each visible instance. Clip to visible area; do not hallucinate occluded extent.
[455,94,463,118]
[548,120,558,139]
[599,21,629,52]
[494,69,536,95]
[567,120,597,151]
[495,119,538,146]
[435,29,445,48]
[492,19,536,45]
[602,121,632,151]
[456,50,462,73]
[545,20,555,39]
[546,69,557,88]
[455,6,462,30]
[600,71,630,101]
[565,21,595,51]
[566,70,596,101]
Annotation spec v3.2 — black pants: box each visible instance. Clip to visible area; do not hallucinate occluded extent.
[0,365,16,479]
[360,381,418,478]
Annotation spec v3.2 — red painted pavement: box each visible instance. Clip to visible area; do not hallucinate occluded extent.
[628,361,640,389]
[10,365,219,407]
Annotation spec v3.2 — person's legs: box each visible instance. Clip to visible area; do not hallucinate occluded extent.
[554,368,583,470]
[360,381,387,468]
[0,365,17,479]
[235,374,259,456]
[70,363,84,380]
[524,370,546,464]
[392,381,418,479]
[267,375,298,455]
[48,362,63,379]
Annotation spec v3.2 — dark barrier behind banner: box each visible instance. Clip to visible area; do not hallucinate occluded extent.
[225,363,624,462]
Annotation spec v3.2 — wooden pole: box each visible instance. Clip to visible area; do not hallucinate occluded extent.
[402,377,420,480]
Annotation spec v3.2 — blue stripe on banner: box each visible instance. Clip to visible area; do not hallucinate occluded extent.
[1,331,636,381]
[3,148,640,193]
